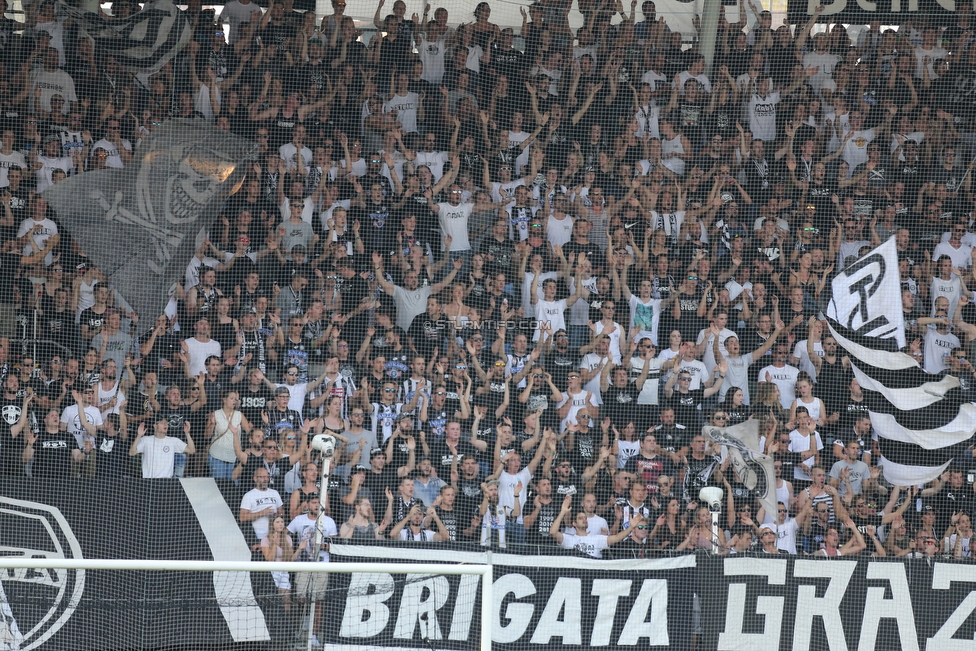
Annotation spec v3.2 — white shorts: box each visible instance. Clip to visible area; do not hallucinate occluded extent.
[271,571,291,590]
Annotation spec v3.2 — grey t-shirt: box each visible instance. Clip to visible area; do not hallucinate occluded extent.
[392,285,433,331]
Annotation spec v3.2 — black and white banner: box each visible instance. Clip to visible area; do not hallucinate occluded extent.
[42,120,256,334]
[700,554,976,651]
[787,0,957,25]
[58,0,190,74]
[327,544,697,650]
[824,237,972,485]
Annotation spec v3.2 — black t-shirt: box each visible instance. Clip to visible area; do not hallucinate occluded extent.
[29,429,74,478]
[239,387,272,426]
[668,389,704,430]
[429,438,476,474]
[602,384,640,426]
[79,307,107,340]
[363,464,400,497]
[96,433,127,477]
[529,498,558,544]
[266,406,303,435]
[157,404,191,443]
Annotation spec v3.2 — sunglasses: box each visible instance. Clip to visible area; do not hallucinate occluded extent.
[383,388,397,393]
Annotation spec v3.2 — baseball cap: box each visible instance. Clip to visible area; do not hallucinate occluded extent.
[352,464,369,473]
[274,386,291,397]
[369,447,385,458]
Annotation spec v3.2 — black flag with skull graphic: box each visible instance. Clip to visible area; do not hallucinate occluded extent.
[42,120,257,336]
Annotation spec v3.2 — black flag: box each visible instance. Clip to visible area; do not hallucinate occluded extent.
[42,120,256,335]
[58,0,190,74]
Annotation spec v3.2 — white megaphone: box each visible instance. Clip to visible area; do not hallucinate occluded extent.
[699,486,724,513]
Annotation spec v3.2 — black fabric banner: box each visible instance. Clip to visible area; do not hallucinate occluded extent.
[699,554,976,651]
[327,543,698,650]
[787,0,956,26]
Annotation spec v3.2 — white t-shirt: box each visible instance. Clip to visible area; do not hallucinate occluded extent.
[628,295,662,346]
[136,435,188,478]
[924,326,960,374]
[696,327,736,374]
[436,202,473,251]
[60,404,103,448]
[287,513,338,562]
[933,241,973,269]
[534,298,568,341]
[276,382,310,414]
[91,138,132,169]
[499,467,532,524]
[34,155,73,193]
[557,390,600,433]
[789,430,824,481]
[0,150,27,188]
[758,363,800,409]
[385,92,421,134]
[241,487,284,540]
[17,217,58,267]
[183,337,222,376]
[221,0,264,43]
[278,143,313,174]
[559,532,610,558]
[842,129,875,175]
[414,150,450,180]
[749,92,780,142]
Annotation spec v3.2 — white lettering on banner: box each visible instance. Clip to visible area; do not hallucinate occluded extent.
[339,573,395,638]
[718,557,787,650]
[858,563,918,651]
[929,564,976,651]
[493,573,536,643]
[808,0,932,14]
[394,575,450,639]
[619,579,669,646]
[591,580,632,645]
[792,560,855,651]
[530,577,582,644]
[450,573,479,640]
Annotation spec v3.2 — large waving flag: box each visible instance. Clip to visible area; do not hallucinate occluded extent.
[42,120,257,336]
[58,0,190,74]
[825,238,973,484]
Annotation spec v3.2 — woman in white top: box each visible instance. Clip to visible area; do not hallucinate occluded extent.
[789,375,825,427]
[261,514,301,613]
[205,390,253,479]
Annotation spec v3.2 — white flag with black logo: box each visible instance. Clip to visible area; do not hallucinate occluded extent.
[825,238,975,485]
[58,0,190,74]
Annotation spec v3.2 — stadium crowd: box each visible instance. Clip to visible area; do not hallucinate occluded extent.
[0,0,975,598]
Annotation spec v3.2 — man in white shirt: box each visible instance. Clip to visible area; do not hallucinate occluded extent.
[16,194,58,267]
[221,0,263,43]
[758,343,801,409]
[549,495,644,558]
[427,185,509,271]
[239,467,284,547]
[128,417,195,479]
[0,129,27,187]
[33,134,74,193]
[182,319,222,376]
[278,124,312,175]
[696,312,736,374]
[414,133,450,180]
[60,386,103,451]
[495,446,546,543]
[90,119,132,169]
[287,494,337,646]
[673,55,711,95]
[30,47,77,114]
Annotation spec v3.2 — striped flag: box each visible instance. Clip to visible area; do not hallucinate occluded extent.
[58,0,190,74]
[825,238,974,485]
